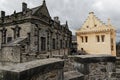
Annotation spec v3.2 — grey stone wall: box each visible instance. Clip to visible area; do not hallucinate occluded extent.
[0,45,21,65]
[1,58,64,80]
[70,55,116,80]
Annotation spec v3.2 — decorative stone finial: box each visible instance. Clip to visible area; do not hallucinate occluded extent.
[108,18,111,26]
[14,10,16,14]
[66,21,68,25]
[43,0,46,5]
[66,21,68,28]
[89,12,94,14]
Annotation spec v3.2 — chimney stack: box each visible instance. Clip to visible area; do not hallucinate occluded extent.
[22,2,27,12]
[54,16,60,23]
[1,11,5,23]
[1,11,5,18]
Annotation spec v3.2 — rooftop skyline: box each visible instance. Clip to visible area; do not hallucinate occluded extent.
[0,0,120,41]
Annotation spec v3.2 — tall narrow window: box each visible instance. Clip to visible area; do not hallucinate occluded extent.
[66,40,67,48]
[41,37,46,51]
[34,28,38,36]
[1,28,7,44]
[27,33,30,45]
[101,35,105,42]
[11,25,21,39]
[81,36,84,43]
[7,37,12,43]
[96,35,100,42]
[85,36,88,42]
[111,45,114,51]
[53,39,55,49]
[111,38,113,44]
[60,40,62,48]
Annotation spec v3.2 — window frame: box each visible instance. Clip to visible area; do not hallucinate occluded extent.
[41,37,46,51]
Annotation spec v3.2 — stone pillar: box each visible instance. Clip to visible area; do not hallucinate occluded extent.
[72,55,116,80]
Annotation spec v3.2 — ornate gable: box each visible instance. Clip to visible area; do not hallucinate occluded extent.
[81,12,104,29]
[77,12,116,33]
[32,0,51,18]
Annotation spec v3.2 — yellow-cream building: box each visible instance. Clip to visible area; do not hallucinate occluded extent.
[76,12,116,56]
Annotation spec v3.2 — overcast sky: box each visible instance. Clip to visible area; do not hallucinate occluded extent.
[0,0,120,42]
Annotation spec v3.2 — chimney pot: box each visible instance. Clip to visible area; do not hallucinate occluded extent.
[54,16,60,23]
[1,11,5,18]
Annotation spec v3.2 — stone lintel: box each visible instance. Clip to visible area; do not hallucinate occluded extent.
[2,58,64,80]
[73,55,116,63]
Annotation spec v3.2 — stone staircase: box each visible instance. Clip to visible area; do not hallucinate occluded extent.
[116,57,120,79]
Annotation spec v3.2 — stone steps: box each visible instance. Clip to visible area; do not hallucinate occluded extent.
[64,71,84,80]
[116,57,120,79]
[116,69,120,79]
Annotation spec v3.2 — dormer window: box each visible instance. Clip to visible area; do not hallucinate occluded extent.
[86,26,89,28]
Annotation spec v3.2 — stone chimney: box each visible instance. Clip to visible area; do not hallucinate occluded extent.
[22,2,27,12]
[1,11,5,18]
[54,16,60,23]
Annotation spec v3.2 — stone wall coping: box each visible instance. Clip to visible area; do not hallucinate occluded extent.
[72,55,116,63]
[1,58,64,72]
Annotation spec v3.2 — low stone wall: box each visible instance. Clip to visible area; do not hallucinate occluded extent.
[1,58,64,80]
[70,55,116,80]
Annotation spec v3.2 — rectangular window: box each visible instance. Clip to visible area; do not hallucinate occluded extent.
[96,35,100,42]
[21,45,25,53]
[34,28,38,36]
[41,37,46,51]
[101,35,105,42]
[81,36,84,43]
[85,36,88,42]
[111,45,114,51]
[27,33,30,45]
[66,40,67,48]
[7,37,12,43]
[53,38,55,49]
[60,40,62,48]
[111,38,113,44]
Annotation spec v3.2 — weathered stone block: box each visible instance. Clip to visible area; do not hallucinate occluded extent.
[1,58,64,80]
[71,55,116,80]
[64,71,84,80]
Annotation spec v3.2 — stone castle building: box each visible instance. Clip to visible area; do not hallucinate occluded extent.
[0,0,72,63]
[76,12,116,56]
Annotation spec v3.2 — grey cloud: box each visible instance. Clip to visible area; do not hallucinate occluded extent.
[0,0,120,41]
